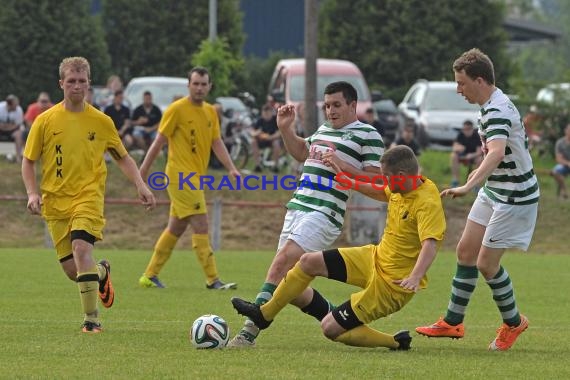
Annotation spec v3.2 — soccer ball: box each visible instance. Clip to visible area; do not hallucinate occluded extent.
[190,314,230,349]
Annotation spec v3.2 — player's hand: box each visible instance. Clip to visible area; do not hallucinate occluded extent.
[26,193,42,215]
[229,168,241,180]
[440,185,470,198]
[321,152,343,173]
[138,185,156,211]
[276,105,296,130]
[393,276,421,293]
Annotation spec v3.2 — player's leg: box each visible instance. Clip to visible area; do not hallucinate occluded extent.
[480,201,536,350]
[232,249,327,328]
[416,194,491,338]
[188,213,235,289]
[70,230,101,333]
[229,211,339,346]
[140,214,187,288]
[140,188,194,288]
[317,245,411,349]
[325,305,410,350]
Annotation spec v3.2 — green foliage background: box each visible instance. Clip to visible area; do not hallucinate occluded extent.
[1,0,569,113]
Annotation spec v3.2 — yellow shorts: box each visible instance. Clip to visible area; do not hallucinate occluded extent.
[338,244,414,324]
[46,216,105,260]
[167,186,207,218]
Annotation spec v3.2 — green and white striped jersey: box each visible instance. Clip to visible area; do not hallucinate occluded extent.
[479,88,540,205]
[286,120,384,228]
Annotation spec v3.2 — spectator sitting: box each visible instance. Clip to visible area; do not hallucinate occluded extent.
[251,104,281,173]
[24,92,53,139]
[131,91,162,153]
[390,124,421,156]
[104,90,133,149]
[0,94,25,163]
[551,123,570,200]
[362,107,385,139]
[450,119,483,188]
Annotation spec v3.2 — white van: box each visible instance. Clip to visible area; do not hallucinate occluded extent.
[267,58,380,123]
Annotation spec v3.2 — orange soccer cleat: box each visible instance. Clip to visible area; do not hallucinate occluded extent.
[415,317,465,339]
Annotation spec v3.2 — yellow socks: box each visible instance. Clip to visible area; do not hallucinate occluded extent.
[77,271,99,322]
[261,263,314,321]
[335,325,398,348]
[144,230,178,278]
[192,234,218,284]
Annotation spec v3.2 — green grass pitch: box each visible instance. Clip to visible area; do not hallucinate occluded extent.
[1,248,569,379]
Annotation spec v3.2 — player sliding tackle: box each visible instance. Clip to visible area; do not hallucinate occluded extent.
[232,145,446,350]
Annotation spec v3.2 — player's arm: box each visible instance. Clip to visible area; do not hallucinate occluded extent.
[393,238,438,292]
[116,154,156,210]
[212,138,240,178]
[277,104,308,162]
[322,151,382,179]
[139,133,167,180]
[22,157,42,215]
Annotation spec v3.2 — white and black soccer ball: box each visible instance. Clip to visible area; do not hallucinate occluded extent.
[190,314,230,349]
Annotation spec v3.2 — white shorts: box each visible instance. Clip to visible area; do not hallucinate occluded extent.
[468,190,538,251]
[277,209,341,252]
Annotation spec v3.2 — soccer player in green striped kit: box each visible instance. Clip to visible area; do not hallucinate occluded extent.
[416,48,539,351]
[228,81,384,347]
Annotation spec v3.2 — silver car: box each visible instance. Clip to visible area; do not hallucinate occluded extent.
[398,80,480,148]
[124,76,188,112]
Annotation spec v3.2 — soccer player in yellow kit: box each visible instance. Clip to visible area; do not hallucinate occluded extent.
[231,146,446,349]
[139,67,239,290]
[21,57,156,333]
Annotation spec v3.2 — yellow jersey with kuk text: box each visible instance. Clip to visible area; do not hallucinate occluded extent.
[24,102,127,219]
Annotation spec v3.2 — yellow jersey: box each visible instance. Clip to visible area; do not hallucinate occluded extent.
[23,102,127,220]
[377,177,446,289]
[158,97,221,184]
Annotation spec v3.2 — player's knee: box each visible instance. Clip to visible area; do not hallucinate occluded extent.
[321,315,340,340]
[298,253,320,276]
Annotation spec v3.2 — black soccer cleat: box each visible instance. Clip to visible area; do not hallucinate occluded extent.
[231,297,273,330]
[390,330,412,351]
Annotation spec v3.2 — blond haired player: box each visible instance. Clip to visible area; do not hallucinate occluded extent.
[138,67,239,290]
[22,57,156,333]
[231,146,446,350]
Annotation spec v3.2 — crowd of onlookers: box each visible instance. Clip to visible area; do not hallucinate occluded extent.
[2,79,570,200]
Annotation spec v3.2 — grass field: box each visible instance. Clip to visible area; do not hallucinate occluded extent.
[1,248,569,379]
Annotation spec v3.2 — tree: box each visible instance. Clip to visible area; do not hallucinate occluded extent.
[102,0,245,82]
[0,0,110,105]
[319,0,509,101]
[191,38,243,100]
